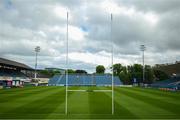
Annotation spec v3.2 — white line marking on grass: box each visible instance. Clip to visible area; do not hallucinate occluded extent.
[67,113,113,115]
[67,90,86,92]
[67,90,112,92]
[93,90,112,92]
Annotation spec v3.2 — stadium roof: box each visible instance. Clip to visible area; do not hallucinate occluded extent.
[0,57,33,70]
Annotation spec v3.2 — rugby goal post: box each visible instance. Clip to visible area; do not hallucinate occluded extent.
[65,12,114,115]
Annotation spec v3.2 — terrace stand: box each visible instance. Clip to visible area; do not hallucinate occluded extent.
[65,12,114,115]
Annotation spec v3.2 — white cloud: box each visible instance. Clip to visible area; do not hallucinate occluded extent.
[53,4,70,19]
[69,25,87,41]
[0,0,180,72]
[37,31,47,38]
[68,51,131,67]
[101,0,122,14]
[144,12,159,26]
[101,0,159,27]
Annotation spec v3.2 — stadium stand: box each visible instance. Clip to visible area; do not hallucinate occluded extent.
[151,76,180,90]
[48,74,122,86]
[155,62,180,76]
[0,58,33,88]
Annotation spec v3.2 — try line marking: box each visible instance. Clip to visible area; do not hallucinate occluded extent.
[67,90,112,92]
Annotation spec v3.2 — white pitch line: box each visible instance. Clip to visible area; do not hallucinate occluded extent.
[93,90,112,92]
[67,90,112,92]
[67,90,86,92]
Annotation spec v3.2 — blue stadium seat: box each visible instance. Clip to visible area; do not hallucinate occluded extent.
[48,74,122,86]
[0,70,26,79]
[151,76,180,90]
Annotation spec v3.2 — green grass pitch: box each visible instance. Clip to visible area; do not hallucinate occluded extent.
[0,86,179,119]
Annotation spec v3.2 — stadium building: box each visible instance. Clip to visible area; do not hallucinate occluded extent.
[151,62,180,90]
[0,58,33,88]
[45,67,65,74]
[155,62,180,76]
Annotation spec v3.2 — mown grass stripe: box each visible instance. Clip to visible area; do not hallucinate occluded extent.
[122,87,180,105]
[100,87,138,119]
[115,88,175,118]
[0,86,39,93]
[0,86,61,103]
[66,86,90,114]
[88,89,111,115]
[0,86,179,119]
[47,86,81,116]
[118,87,180,116]
[132,87,180,99]
[0,87,65,114]
[130,87,180,105]
[0,87,65,119]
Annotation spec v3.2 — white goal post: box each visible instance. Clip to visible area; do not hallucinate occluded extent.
[65,12,114,115]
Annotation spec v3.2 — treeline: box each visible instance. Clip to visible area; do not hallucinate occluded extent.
[39,70,60,77]
[67,69,87,74]
[96,64,169,84]
[39,63,169,84]
[39,69,87,77]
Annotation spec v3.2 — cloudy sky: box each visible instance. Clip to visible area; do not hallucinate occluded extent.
[0,0,180,73]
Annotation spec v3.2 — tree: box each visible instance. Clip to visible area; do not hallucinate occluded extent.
[112,64,131,84]
[39,70,60,77]
[53,70,61,75]
[112,63,123,75]
[111,63,167,85]
[75,70,87,74]
[153,69,169,81]
[119,72,131,84]
[133,64,143,83]
[67,69,75,74]
[40,70,49,75]
[144,65,154,84]
[96,65,105,74]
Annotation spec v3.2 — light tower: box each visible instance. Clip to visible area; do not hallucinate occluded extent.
[34,46,40,79]
[140,45,146,84]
